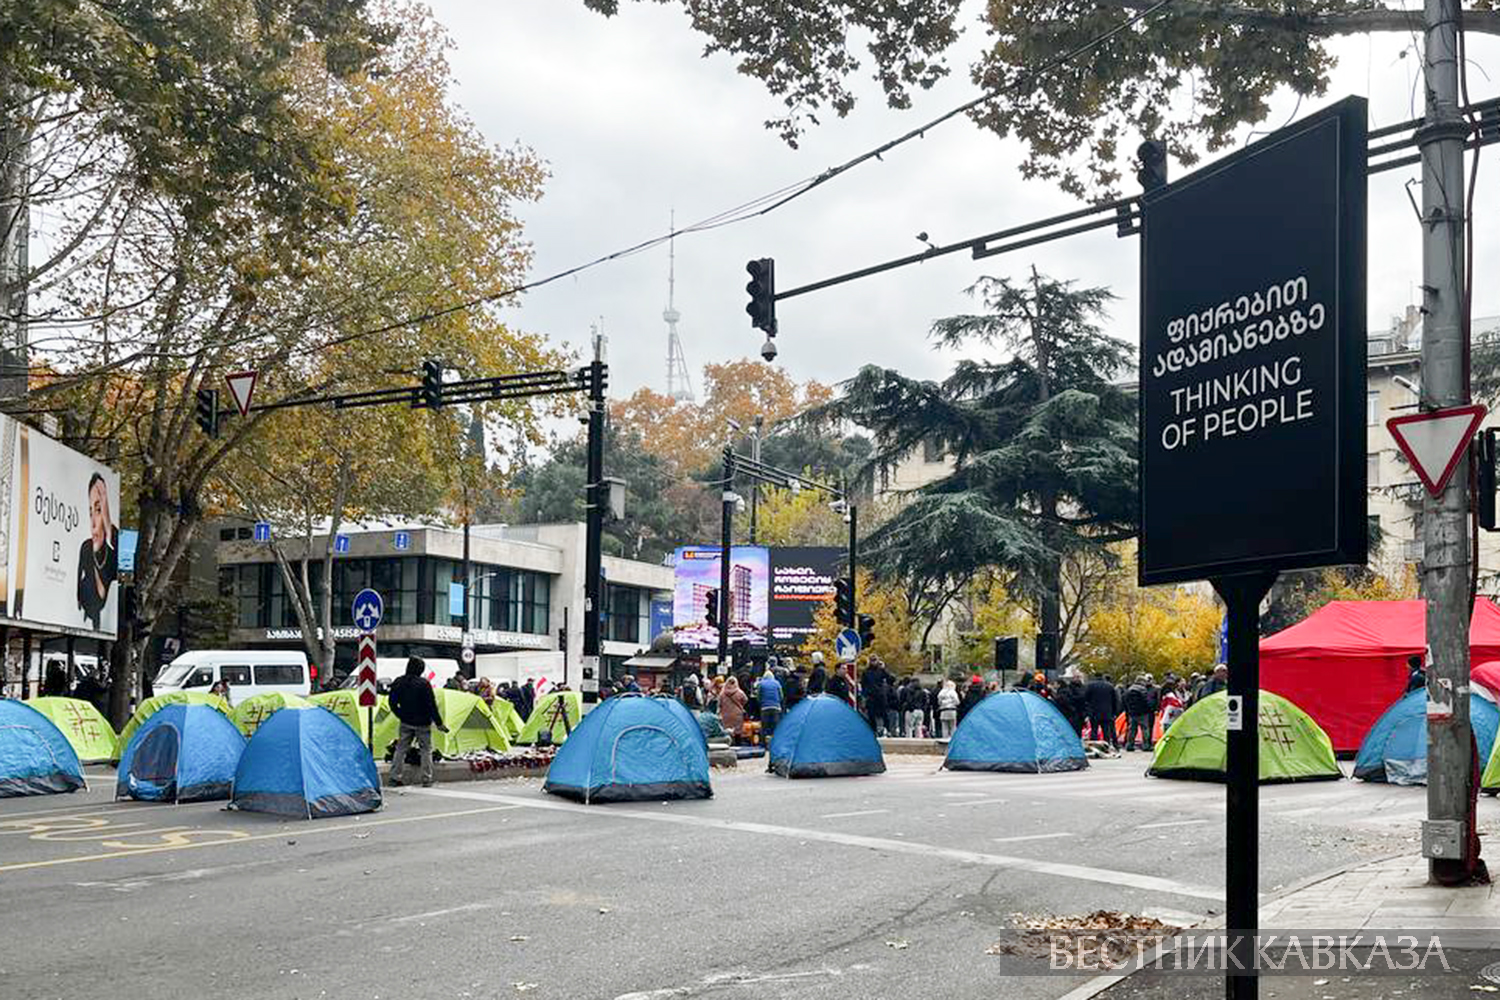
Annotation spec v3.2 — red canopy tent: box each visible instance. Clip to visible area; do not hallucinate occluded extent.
[1259,599,1500,752]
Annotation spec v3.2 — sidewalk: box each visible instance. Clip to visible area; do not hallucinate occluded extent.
[1087,855,1500,1000]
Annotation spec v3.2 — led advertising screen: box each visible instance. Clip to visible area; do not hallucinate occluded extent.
[769,546,840,646]
[671,545,769,649]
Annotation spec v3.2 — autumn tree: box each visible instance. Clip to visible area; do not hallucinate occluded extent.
[586,1,1499,197]
[799,569,924,673]
[30,4,553,723]
[1077,585,1222,679]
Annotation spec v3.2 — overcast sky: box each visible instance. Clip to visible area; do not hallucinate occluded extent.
[427,0,1500,401]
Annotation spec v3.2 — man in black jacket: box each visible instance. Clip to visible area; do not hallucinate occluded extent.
[389,657,449,787]
[1122,675,1154,751]
[1083,673,1118,746]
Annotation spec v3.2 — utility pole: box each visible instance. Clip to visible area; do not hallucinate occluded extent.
[718,449,735,673]
[749,415,763,544]
[582,332,607,700]
[1420,0,1482,885]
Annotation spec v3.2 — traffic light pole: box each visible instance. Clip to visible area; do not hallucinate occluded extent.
[847,503,858,630]
[718,450,735,673]
[582,350,607,699]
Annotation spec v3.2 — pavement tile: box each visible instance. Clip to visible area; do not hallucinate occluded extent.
[1445,894,1500,916]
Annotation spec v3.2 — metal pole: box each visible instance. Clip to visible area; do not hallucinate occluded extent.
[719,451,734,673]
[749,415,762,545]
[847,504,858,629]
[461,512,471,678]
[582,339,607,702]
[21,630,30,699]
[1419,0,1478,885]
[1213,571,1276,1000]
[66,635,75,689]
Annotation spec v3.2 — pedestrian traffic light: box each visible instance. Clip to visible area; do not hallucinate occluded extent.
[1136,139,1169,191]
[994,635,1018,674]
[857,613,874,649]
[745,258,776,336]
[194,388,219,437]
[1479,429,1498,531]
[704,588,719,628]
[421,358,443,409]
[833,577,852,626]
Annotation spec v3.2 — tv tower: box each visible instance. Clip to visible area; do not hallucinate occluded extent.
[664,217,695,402]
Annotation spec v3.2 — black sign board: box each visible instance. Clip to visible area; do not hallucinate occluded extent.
[769,546,841,646]
[1138,97,1368,585]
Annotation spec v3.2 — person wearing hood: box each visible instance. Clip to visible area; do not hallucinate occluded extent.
[807,657,827,696]
[1122,674,1155,751]
[936,679,961,738]
[756,668,784,741]
[782,665,806,710]
[680,673,704,710]
[719,675,748,737]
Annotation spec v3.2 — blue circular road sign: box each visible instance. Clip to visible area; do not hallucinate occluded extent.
[352,588,384,632]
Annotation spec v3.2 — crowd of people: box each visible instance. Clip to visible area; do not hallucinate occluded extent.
[599,653,1235,753]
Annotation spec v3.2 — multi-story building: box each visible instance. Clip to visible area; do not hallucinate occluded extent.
[731,564,752,624]
[215,520,672,684]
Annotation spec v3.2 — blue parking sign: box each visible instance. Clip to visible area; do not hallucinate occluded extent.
[394,530,410,551]
[253,521,271,543]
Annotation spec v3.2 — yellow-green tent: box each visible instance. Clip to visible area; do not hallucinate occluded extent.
[230,692,313,737]
[309,690,396,754]
[518,690,582,745]
[427,689,510,757]
[487,697,523,740]
[115,691,231,760]
[26,697,116,763]
[1483,727,1500,792]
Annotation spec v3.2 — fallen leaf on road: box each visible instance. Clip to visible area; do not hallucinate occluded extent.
[510,936,529,942]
[1470,986,1499,992]
[1314,980,1329,986]
[353,833,369,839]
[598,907,611,914]
[886,940,909,950]
[513,983,538,992]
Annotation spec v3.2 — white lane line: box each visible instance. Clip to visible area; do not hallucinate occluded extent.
[411,787,1223,902]
[820,809,890,819]
[947,797,1010,807]
[940,792,990,798]
[384,901,494,925]
[1136,819,1211,830]
[991,832,1074,843]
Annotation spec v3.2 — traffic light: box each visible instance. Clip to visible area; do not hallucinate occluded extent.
[833,577,852,626]
[704,588,719,628]
[1480,429,1497,531]
[994,635,1018,674]
[745,258,776,336]
[194,388,219,437]
[420,358,443,409]
[857,613,874,650]
[1136,139,1169,191]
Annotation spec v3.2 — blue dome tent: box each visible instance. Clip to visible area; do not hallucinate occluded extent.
[0,700,85,797]
[768,694,885,778]
[652,695,709,751]
[944,691,1088,773]
[232,707,382,819]
[116,704,246,803]
[544,695,712,803]
[1355,689,1499,785]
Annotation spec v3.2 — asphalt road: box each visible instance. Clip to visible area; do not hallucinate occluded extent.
[0,755,1477,1000]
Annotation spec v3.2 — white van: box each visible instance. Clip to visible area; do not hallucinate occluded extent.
[154,650,312,701]
[338,656,460,693]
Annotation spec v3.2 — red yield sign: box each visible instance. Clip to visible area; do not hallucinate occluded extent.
[1387,404,1488,497]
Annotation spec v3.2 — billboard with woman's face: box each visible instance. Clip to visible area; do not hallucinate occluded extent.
[0,417,121,637]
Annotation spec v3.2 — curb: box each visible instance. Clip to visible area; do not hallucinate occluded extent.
[1050,851,1412,1000]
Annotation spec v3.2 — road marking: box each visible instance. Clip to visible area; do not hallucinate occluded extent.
[72,858,282,893]
[947,797,1009,807]
[820,809,889,819]
[991,832,1074,843]
[940,792,990,798]
[1136,819,1211,830]
[0,805,523,874]
[385,901,494,924]
[413,787,1223,902]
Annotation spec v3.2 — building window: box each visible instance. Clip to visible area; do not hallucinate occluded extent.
[604,585,640,643]
[1367,390,1380,426]
[1368,452,1380,486]
[219,528,237,541]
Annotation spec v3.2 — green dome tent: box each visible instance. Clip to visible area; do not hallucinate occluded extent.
[1483,731,1500,793]
[518,690,582,745]
[1148,690,1341,784]
[309,690,395,754]
[230,692,313,737]
[25,697,116,763]
[115,692,230,761]
[486,696,523,741]
[427,689,511,757]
